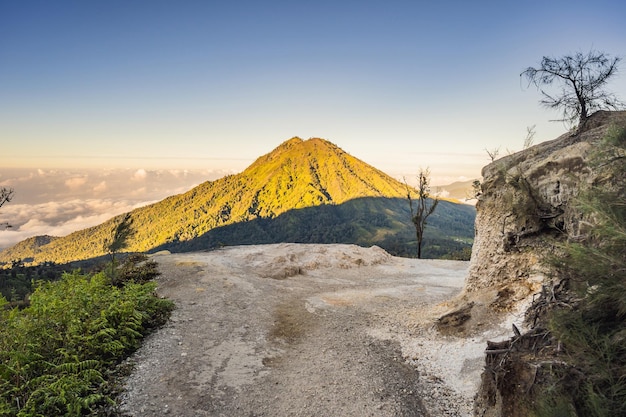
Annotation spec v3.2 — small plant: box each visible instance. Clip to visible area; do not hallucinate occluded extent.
[524,125,536,149]
[603,125,626,147]
[485,147,501,162]
[470,179,482,200]
[111,253,160,287]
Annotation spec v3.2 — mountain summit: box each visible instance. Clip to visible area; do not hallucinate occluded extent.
[0,138,475,264]
[236,137,407,213]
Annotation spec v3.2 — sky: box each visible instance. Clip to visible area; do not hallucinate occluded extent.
[1,0,626,249]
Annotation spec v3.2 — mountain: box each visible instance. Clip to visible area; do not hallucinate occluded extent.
[0,137,475,264]
[437,179,479,203]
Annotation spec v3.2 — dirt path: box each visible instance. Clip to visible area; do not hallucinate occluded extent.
[118,244,472,416]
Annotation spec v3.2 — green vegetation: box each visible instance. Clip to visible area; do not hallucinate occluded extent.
[0,258,173,416]
[163,197,475,260]
[102,213,136,282]
[0,138,475,264]
[532,126,626,417]
[0,261,68,307]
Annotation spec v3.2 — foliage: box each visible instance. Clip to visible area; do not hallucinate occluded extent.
[0,270,173,416]
[603,124,626,147]
[441,246,472,261]
[161,197,474,259]
[521,50,623,128]
[103,213,135,279]
[533,130,626,417]
[0,138,475,264]
[0,261,68,306]
[111,254,160,287]
[471,179,482,200]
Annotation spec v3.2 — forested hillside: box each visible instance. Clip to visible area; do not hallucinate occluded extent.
[0,137,475,264]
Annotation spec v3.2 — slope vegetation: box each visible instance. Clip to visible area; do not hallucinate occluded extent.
[0,137,475,264]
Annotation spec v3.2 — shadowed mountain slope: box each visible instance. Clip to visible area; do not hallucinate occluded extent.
[0,137,475,264]
[157,197,475,259]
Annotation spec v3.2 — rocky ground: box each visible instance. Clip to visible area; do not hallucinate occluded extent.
[118,243,519,417]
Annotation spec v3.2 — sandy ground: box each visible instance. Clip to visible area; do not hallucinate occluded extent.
[118,243,519,417]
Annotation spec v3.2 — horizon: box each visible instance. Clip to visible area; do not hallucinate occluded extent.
[2,0,625,248]
[0,137,479,250]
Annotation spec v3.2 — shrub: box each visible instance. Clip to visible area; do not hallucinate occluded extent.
[534,185,626,415]
[0,271,173,416]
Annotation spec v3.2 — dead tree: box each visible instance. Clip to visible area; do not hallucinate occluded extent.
[521,50,623,128]
[405,169,439,259]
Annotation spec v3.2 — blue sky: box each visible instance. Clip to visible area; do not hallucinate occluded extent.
[2,0,626,182]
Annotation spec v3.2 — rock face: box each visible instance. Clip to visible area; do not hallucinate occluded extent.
[467,111,626,309]
[469,111,626,417]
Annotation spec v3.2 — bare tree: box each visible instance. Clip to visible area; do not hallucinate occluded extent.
[521,50,623,128]
[0,187,14,229]
[404,168,439,259]
[485,147,501,162]
[523,125,536,149]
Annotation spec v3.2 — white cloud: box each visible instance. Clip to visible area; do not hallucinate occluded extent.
[0,167,230,250]
[132,169,148,181]
[65,176,88,189]
[93,181,107,193]
[0,199,138,249]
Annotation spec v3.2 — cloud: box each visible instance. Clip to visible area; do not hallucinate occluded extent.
[132,169,148,181]
[65,176,89,190]
[93,181,107,193]
[0,199,138,249]
[0,167,230,250]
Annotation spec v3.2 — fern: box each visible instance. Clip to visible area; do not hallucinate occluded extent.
[0,268,173,416]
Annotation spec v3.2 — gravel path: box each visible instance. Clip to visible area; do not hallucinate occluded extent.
[118,244,472,417]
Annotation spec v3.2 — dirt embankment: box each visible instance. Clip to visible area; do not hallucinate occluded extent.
[118,244,518,417]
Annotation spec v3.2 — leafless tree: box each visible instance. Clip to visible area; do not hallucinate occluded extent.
[404,168,439,259]
[523,125,536,149]
[485,147,500,162]
[521,50,623,128]
[0,187,14,229]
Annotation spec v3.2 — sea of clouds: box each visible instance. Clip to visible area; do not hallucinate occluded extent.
[0,168,231,250]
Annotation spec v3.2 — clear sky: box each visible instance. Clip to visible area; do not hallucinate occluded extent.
[2,0,625,183]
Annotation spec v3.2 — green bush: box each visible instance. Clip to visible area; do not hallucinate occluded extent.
[0,270,173,416]
[532,125,626,417]
[111,253,160,287]
[603,125,626,147]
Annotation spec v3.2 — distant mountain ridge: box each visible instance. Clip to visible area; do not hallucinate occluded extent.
[0,137,475,264]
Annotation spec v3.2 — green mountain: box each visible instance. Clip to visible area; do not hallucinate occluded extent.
[0,137,475,264]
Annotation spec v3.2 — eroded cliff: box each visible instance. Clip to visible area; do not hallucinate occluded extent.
[468,111,626,308]
[468,111,626,416]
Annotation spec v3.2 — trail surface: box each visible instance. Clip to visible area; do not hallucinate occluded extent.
[119,244,476,416]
